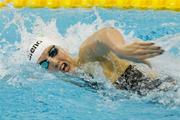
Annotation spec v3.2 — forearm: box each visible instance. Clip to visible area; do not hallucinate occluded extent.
[97,28,160,65]
[96,28,133,61]
[79,27,163,65]
[112,46,146,64]
[100,40,141,63]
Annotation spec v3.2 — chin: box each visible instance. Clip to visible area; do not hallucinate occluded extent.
[68,66,76,73]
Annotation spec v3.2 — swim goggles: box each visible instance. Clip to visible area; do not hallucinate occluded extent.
[39,45,58,69]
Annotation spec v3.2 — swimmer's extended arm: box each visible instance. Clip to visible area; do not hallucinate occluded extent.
[79,27,164,66]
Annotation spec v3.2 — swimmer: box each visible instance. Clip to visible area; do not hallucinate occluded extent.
[28,27,175,95]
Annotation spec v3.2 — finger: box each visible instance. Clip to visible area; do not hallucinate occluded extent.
[135,45,162,50]
[134,41,155,46]
[133,49,164,56]
[126,56,152,67]
[142,60,152,68]
[138,51,164,59]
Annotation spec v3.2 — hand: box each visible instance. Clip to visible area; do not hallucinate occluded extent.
[118,40,164,66]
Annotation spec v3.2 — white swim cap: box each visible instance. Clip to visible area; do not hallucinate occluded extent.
[28,37,60,63]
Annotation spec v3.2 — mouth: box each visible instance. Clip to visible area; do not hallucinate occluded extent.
[59,62,70,72]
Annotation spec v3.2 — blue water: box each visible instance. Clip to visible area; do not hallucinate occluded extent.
[0,8,180,120]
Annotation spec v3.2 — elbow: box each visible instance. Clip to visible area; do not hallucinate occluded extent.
[100,27,117,32]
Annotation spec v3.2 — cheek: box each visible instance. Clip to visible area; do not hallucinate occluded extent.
[57,52,70,60]
[57,51,64,58]
[48,62,59,71]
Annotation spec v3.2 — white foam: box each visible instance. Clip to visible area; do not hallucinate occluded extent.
[0,9,180,106]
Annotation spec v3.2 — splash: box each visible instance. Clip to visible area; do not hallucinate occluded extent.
[0,8,180,107]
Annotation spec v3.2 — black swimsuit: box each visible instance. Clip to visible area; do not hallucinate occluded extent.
[113,65,175,95]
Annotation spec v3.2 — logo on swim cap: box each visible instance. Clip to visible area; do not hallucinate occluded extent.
[28,41,43,61]
[28,37,61,63]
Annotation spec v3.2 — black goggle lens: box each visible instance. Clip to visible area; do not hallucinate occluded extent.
[49,45,58,57]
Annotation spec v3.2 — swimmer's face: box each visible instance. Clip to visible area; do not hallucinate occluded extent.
[38,45,77,72]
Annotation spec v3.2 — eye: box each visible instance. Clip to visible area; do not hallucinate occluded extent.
[39,60,49,69]
[48,45,58,57]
